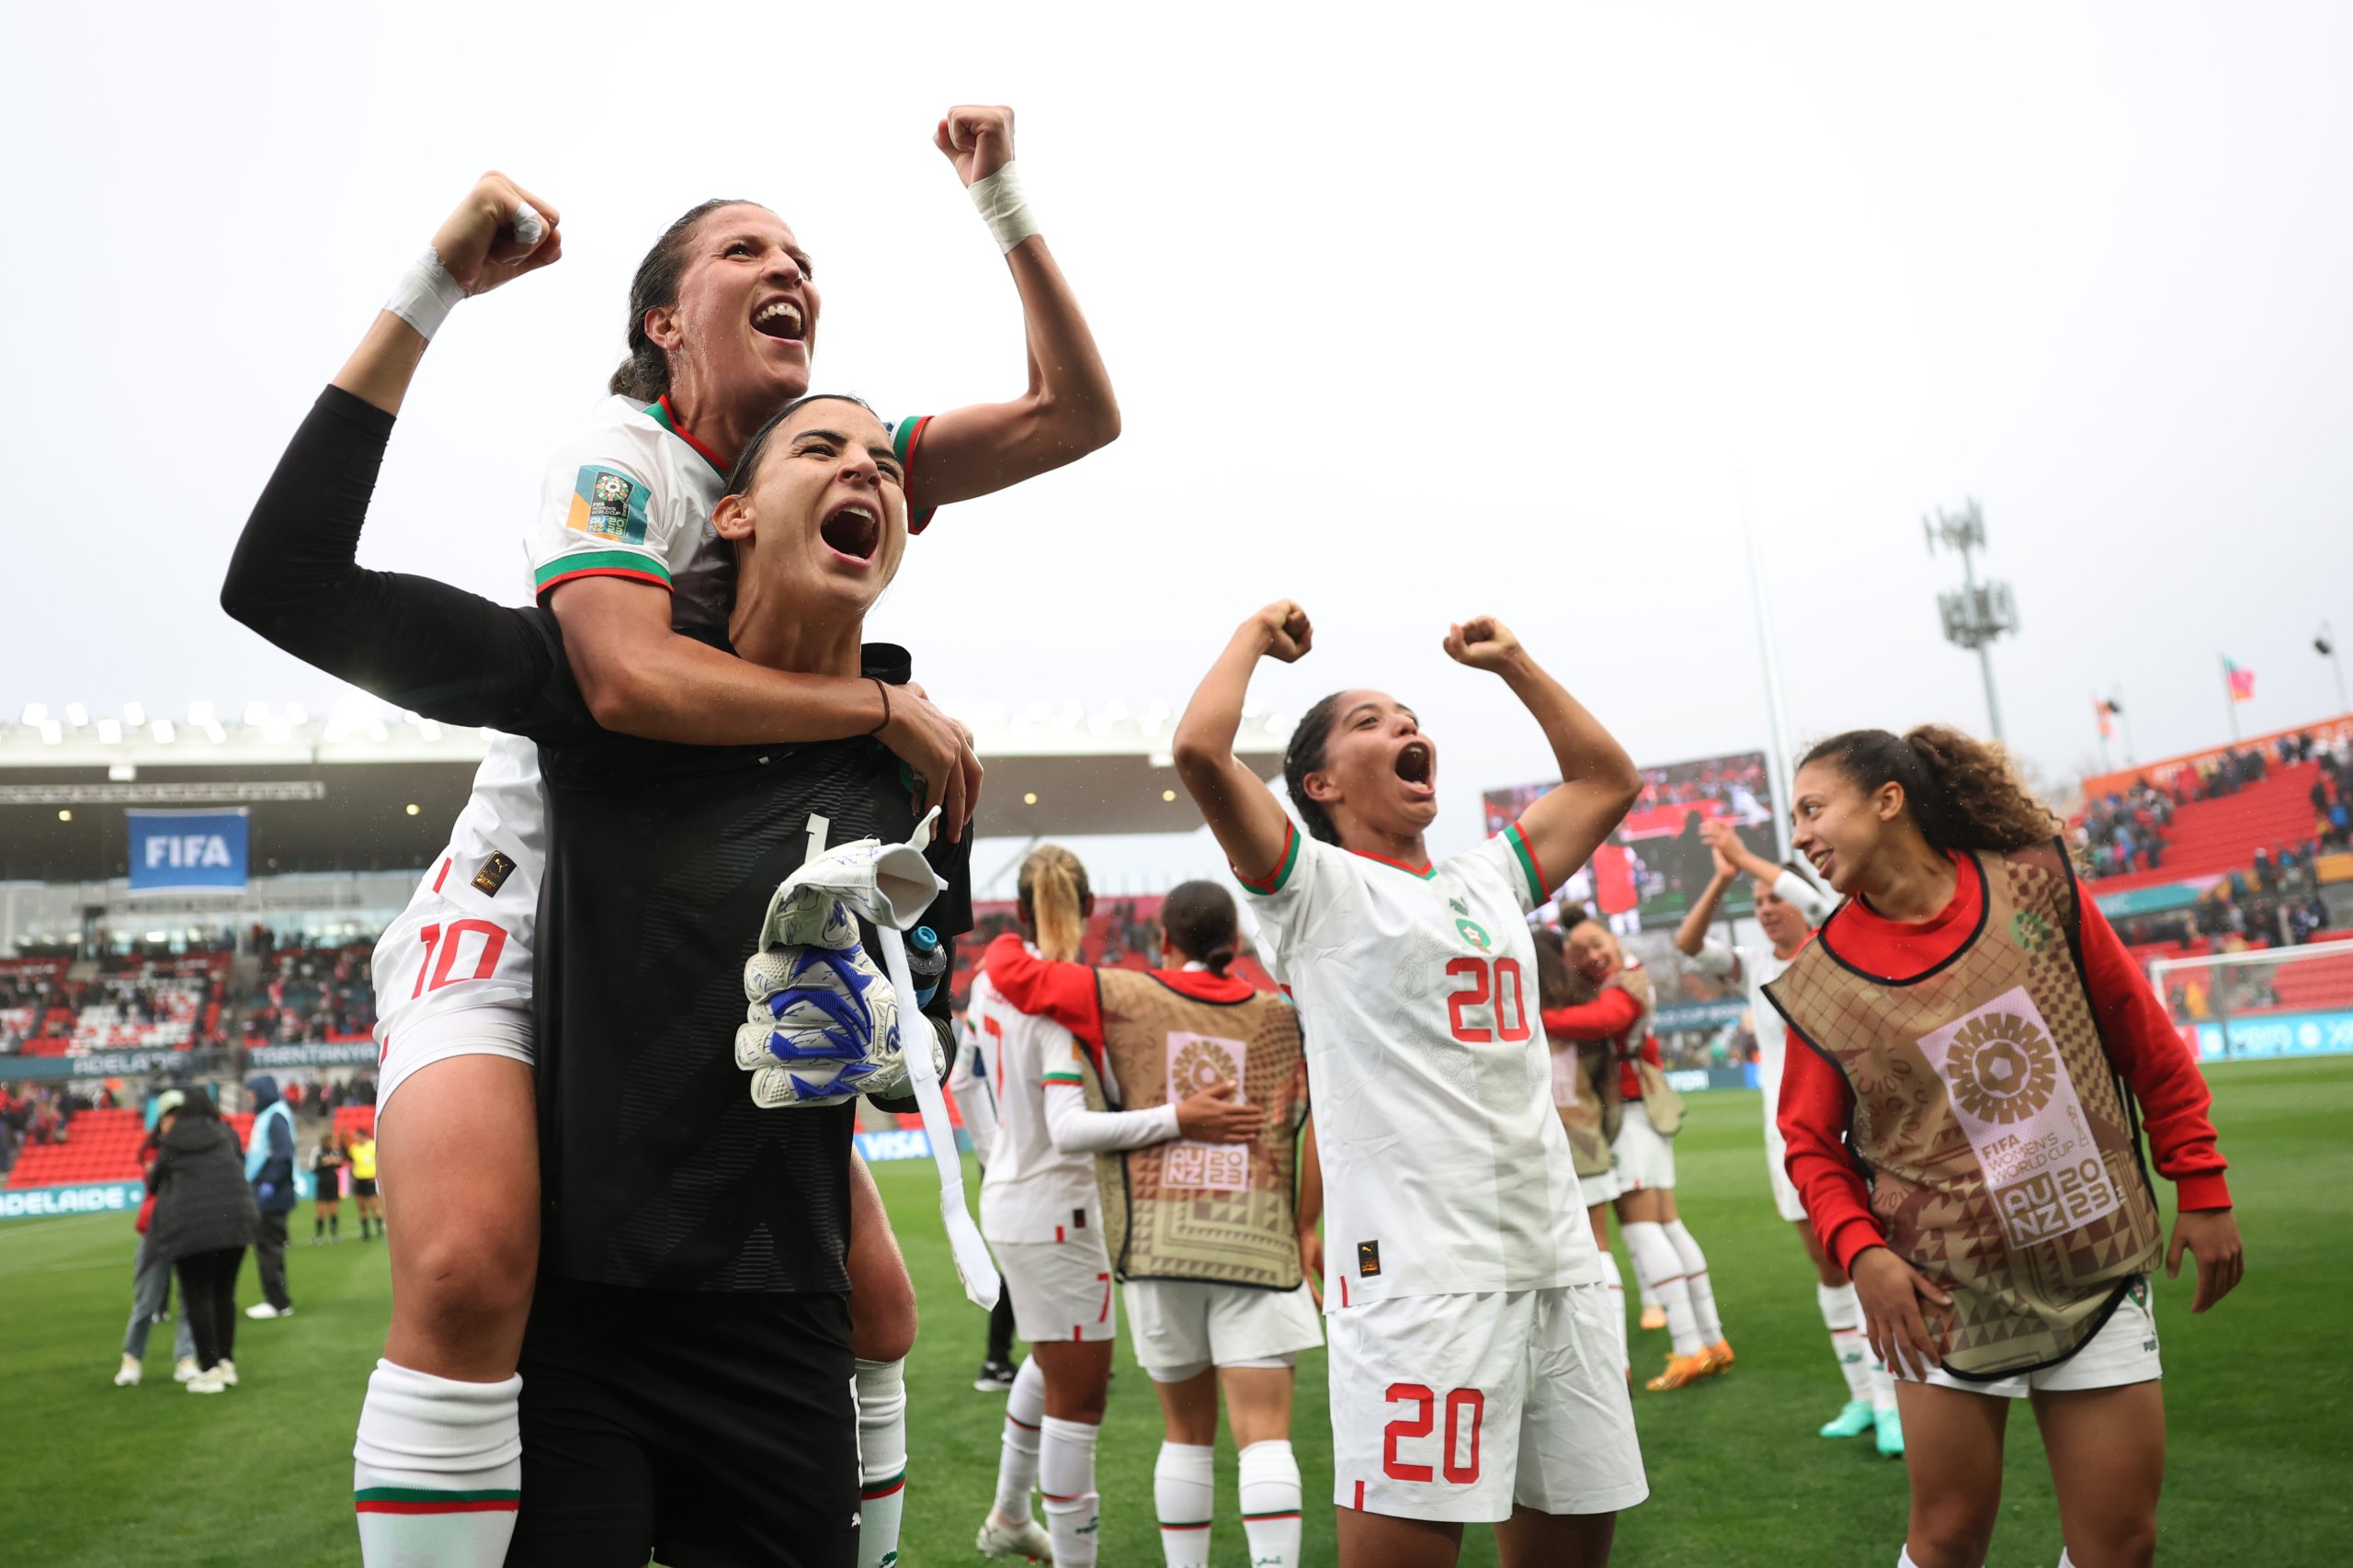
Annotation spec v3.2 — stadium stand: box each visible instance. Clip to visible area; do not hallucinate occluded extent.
[5,1108,254,1190]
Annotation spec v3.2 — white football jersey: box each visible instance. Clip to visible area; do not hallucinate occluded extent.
[1688,869,1836,1120]
[521,394,734,639]
[1240,821,1603,1306]
[370,733,545,1033]
[967,967,1103,1244]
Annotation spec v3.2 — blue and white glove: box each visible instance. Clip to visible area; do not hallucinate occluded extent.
[734,818,948,1109]
[734,941,905,1108]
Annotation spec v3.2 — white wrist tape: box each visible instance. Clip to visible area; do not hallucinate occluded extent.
[384,249,467,342]
[967,162,1041,255]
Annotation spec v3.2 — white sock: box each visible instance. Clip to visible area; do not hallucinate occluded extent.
[1154,1441,1215,1568]
[1664,1220,1723,1345]
[855,1357,907,1568]
[1870,1346,1898,1413]
[352,1358,522,1568]
[994,1357,1047,1523]
[1819,1282,1874,1403]
[1238,1438,1302,1568]
[2058,1552,2076,1568]
[1896,1549,1920,1568]
[1598,1251,1630,1374]
[1622,1221,1703,1357]
[1040,1415,1102,1567]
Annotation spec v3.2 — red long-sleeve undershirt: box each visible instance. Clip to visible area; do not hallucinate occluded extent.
[1777,851,2234,1274]
[1540,984,1659,1099]
[981,932,1252,1051]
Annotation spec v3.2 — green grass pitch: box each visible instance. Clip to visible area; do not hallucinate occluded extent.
[4,1058,2346,1565]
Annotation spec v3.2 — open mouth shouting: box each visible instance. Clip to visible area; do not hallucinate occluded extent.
[1393,740,1437,799]
[752,296,807,342]
[819,499,881,564]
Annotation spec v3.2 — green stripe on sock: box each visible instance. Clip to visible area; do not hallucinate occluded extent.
[354,1486,521,1504]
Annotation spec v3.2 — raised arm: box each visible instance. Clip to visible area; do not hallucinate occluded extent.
[1675,839,1740,960]
[902,105,1120,506]
[1442,618,1641,894]
[1175,603,1314,886]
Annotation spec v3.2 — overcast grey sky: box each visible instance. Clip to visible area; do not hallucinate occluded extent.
[7,3,2350,886]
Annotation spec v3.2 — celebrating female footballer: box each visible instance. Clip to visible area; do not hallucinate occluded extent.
[231,106,1117,1568]
[1174,602,1649,1568]
[1768,727,2244,1568]
[1674,818,1901,1450]
[1545,916,1737,1391]
[983,881,1320,1568]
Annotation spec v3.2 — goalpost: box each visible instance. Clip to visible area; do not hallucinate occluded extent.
[2146,939,2353,1063]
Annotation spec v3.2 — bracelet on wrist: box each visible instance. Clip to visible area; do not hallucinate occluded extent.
[866,676,892,736]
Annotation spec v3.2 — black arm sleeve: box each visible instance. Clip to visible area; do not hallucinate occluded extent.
[222,386,575,734]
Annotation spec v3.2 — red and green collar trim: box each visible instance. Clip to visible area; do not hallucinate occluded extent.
[1350,846,1435,880]
[646,396,729,477]
[1235,820,1302,896]
[1503,821,1547,904]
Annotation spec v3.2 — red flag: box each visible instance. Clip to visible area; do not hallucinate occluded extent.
[2095,696,2114,738]
[2225,659,2256,702]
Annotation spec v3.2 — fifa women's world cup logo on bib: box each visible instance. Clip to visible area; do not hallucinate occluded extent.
[1915,985,2123,1249]
[1165,1031,1252,1192]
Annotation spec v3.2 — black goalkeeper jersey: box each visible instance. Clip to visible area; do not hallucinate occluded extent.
[226,387,972,1296]
[529,644,972,1291]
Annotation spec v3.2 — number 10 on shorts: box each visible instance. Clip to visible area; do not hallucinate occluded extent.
[1382,1382,1484,1483]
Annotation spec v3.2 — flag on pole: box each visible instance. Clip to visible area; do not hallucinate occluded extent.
[2095,696,2115,739]
[2224,658,2256,702]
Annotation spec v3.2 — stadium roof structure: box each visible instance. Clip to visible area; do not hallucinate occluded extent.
[0,700,1290,883]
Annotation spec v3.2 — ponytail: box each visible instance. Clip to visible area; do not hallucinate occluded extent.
[1159,881,1241,977]
[1017,845,1092,963]
[1801,724,2060,853]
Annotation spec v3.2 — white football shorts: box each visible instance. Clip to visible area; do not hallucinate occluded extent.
[1578,1166,1622,1210]
[375,1000,534,1116]
[1123,1278,1323,1381]
[371,901,536,1115]
[1905,1277,2162,1398]
[1612,1101,1677,1192]
[1327,1283,1648,1523]
[996,1234,1119,1345]
[1762,1118,1808,1223]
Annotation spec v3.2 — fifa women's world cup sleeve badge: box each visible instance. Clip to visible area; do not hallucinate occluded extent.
[566,466,651,544]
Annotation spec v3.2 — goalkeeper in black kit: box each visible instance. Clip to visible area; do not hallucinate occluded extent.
[225,378,972,1567]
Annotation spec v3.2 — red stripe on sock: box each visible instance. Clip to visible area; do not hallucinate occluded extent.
[861,1477,906,1501]
[1041,1491,1080,1504]
[355,1500,519,1516]
[1008,1415,1040,1432]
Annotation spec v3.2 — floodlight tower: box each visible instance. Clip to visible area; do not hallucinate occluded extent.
[1924,497,2018,742]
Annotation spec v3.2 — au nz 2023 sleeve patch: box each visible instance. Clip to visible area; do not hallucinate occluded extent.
[565,466,652,545]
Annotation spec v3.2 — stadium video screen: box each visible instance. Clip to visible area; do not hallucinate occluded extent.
[1483,751,1780,931]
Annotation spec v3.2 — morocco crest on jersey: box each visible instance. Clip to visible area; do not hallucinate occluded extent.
[1085,970,1308,1290]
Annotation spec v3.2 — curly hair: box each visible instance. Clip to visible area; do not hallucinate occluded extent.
[1801,724,2060,853]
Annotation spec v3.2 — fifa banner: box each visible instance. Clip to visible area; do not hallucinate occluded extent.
[1483,750,1779,931]
[0,1180,147,1223]
[127,808,249,894]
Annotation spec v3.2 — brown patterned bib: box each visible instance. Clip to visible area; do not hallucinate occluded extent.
[1762,841,2163,1378]
[1085,970,1308,1290]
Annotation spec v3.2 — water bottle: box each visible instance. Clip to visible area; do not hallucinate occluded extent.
[907,926,947,1010]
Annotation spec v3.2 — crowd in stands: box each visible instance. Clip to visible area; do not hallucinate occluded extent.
[237,943,377,1046]
[2078,777,2178,876]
